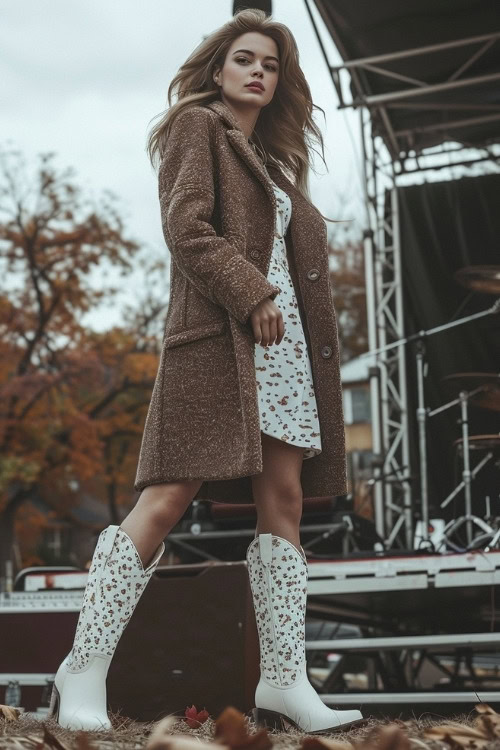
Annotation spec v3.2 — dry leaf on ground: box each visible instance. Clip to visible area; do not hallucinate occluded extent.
[74,730,97,749]
[146,715,227,750]
[424,704,500,749]
[0,705,21,721]
[215,706,272,750]
[184,706,210,729]
[301,737,355,750]
[473,703,500,739]
[357,723,411,750]
[425,723,490,749]
[40,723,73,749]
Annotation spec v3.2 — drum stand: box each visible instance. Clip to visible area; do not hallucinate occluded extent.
[438,389,496,551]
[379,297,500,550]
[468,496,500,551]
[416,336,497,549]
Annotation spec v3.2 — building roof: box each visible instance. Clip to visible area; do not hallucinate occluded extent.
[341,350,377,384]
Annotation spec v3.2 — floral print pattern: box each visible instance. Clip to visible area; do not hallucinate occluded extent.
[254,179,322,459]
[246,534,309,687]
[65,525,164,672]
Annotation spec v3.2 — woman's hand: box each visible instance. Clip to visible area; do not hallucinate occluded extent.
[250,297,284,346]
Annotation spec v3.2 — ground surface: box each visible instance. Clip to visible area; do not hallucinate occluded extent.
[2,706,499,750]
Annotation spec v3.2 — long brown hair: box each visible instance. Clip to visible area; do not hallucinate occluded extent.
[146,8,339,223]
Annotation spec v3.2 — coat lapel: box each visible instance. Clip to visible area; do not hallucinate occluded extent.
[205,100,277,210]
[205,99,327,268]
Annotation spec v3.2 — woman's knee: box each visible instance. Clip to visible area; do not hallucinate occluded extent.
[254,480,304,520]
[136,479,202,525]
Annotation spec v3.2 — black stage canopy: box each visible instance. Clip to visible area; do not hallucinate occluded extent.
[312,0,500,158]
[397,172,500,510]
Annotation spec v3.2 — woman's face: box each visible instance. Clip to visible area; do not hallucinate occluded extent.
[214,31,280,113]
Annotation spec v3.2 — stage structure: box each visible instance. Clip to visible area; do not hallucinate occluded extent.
[306,0,500,549]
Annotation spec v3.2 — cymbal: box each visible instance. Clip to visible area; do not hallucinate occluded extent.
[442,372,500,411]
[454,265,500,294]
[453,434,500,457]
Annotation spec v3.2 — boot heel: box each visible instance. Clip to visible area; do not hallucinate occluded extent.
[252,707,293,731]
[48,684,60,721]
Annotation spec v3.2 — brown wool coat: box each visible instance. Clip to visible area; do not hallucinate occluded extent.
[134,98,348,503]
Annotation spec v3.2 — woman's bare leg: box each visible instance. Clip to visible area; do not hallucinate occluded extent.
[120,479,203,567]
[251,432,304,550]
[122,431,305,569]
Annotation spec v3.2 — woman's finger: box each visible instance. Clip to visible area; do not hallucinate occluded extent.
[276,314,285,345]
[268,316,278,346]
[260,318,270,347]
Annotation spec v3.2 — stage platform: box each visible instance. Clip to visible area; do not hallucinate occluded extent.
[304,549,500,712]
[2,549,500,716]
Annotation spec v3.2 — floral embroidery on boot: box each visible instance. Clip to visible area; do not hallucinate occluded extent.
[66,527,161,672]
[246,534,308,686]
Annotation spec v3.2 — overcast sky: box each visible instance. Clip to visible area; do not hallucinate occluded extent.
[1,0,364,331]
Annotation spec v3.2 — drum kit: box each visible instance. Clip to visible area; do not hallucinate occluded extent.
[372,265,500,553]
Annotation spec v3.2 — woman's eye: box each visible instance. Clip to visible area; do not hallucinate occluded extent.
[236,57,277,72]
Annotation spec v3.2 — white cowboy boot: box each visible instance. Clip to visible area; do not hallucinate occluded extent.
[246,533,365,734]
[48,524,164,730]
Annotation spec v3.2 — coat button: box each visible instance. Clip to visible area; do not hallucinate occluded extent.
[321,345,332,359]
[250,249,260,260]
[307,268,320,281]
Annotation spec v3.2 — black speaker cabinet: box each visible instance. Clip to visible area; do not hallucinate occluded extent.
[107,560,260,722]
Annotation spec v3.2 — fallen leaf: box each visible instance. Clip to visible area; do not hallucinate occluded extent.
[215,706,272,750]
[357,724,411,750]
[301,737,355,750]
[185,704,210,728]
[0,704,21,721]
[146,716,227,750]
[475,716,500,740]
[473,704,500,738]
[474,704,500,716]
[424,723,490,750]
[74,731,97,749]
[40,723,73,749]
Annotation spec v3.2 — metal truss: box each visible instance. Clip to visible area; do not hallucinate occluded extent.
[358,111,413,549]
[305,0,500,549]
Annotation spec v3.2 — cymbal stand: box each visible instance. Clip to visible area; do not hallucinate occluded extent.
[437,389,496,548]
[414,336,489,548]
[465,496,500,551]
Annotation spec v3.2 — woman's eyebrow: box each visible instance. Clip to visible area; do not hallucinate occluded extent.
[232,48,279,64]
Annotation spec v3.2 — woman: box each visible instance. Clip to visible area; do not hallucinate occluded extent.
[48,8,364,735]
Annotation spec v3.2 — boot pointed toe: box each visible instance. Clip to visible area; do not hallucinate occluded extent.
[247,533,365,735]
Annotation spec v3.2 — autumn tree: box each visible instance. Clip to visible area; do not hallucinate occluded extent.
[329,236,368,364]
[311,178,368,363]
[0,148,167,573]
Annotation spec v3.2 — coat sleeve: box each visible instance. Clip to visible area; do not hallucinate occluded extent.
[159,106,280,325]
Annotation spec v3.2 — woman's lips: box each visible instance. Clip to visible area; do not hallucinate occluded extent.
[246,84,264,92]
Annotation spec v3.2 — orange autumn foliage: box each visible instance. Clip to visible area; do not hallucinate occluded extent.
[0,149,168,566]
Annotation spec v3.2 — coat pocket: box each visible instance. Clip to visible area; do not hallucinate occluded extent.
[163,320,227,349]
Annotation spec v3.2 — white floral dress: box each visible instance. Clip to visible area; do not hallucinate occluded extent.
[254,179,322,460]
